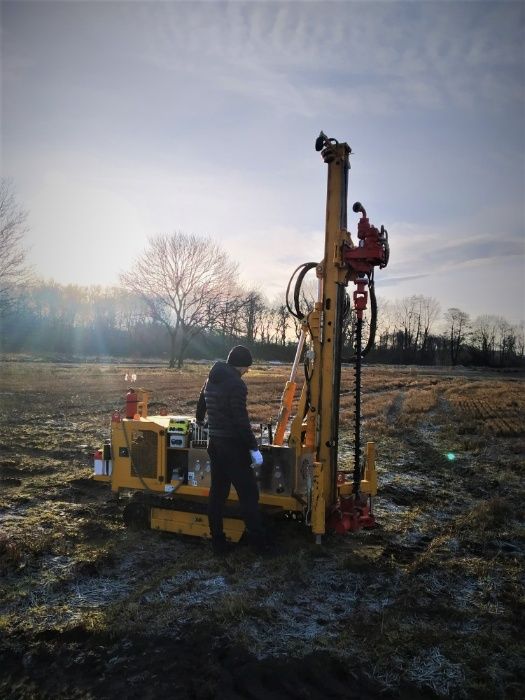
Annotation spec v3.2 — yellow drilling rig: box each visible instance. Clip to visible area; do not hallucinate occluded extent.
[92,132,389,543]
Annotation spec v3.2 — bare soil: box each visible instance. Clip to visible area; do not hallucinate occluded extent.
[0,360,523,699]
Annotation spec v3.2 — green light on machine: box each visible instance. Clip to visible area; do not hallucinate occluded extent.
[446,452,456,461]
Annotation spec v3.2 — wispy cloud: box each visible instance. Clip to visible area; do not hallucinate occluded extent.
[385,208,524,285]
[377,273,431,288]
[137,2,525,116]
[2,1,523,322]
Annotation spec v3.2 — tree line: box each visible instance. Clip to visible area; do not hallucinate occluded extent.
[1,179,523,368]
[2,274,523,369]
[373,297,524,367]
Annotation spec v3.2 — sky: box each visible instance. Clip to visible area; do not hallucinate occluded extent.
[1,0,524,324]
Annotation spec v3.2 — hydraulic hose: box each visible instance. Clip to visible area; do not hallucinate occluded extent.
[286,262,318,320]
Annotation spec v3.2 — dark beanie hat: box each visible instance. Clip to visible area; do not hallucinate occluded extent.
[227,345,253,367]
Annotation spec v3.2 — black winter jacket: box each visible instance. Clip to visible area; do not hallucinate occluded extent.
[196,362,258,450]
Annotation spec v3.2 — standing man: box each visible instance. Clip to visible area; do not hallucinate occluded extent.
[196,345,266,554]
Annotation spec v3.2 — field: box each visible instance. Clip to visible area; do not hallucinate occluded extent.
[0,360,523,699]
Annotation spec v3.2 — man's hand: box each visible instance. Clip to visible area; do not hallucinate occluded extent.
[250,449,264,466]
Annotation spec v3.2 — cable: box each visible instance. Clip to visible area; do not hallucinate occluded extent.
[285,262,318,320]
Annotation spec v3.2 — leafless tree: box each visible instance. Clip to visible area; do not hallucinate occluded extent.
[470,314,524,365]
[0,179,31,313]
[272,300,290,346]
[259,304,277,344]
[393,296,419,352]
[496,316,517,364]
[375,297,395,351]
[210,289,246,345]
[394,295,441,354]
[112,289,150,334]
[418,295,441,354]
[516,321,525,361]
[471,314,499,364]
[238,289,267,344]
[120,232,239,367]
[444,307,470,365]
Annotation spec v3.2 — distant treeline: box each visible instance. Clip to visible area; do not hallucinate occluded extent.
[1,281,524,367]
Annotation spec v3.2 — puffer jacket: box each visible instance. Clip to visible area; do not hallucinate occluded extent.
[196,362,258,450]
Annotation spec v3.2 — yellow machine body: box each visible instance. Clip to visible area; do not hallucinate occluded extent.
[94,408,376,539]
[94,133,385,541]
[95,413,315,538]
[98,415,300,509]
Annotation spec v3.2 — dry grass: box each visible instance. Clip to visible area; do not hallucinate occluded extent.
[0,360,524,698]
[444,379,525,437]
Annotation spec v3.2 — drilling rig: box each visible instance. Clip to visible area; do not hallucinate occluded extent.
[92,132,389,543]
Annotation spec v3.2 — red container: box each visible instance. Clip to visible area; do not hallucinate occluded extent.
[125,389,138,419]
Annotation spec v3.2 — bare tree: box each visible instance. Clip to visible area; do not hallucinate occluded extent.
[376,297,399,352]
[393,296,420,353]
[259,304,276,344]
[418,296,441,354]
[120,232,239,367]
[444,307,470,365]
[471,314,499,364]
[515,322,525,361]
[393,295,440,357]
[0,179,31,313]
[496,316,517,365]
[238,289,267,344]
[211,288,246,348]
[272,300,290,346]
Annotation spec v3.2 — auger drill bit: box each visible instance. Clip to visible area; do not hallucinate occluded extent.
[352,316,363,495]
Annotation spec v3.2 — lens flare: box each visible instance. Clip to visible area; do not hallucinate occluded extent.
[446,452,456,461]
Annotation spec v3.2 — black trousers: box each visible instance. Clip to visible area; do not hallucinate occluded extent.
[207,437,263,542]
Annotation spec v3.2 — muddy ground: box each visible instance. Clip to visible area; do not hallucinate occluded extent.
[0,360,523,699]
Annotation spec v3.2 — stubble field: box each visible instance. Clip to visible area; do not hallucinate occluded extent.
[0,360,523,699]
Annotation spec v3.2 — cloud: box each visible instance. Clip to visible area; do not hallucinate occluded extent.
[5,2,523,123]
[379,273,431,288]
[430,237,524,267]
[385,194,525,281]
[135,1,525,116]
[2,0,523,324]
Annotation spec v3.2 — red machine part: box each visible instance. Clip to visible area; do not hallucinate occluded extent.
[327,202,387,535]
[353,277,368,321]
[343,203,388,276]
[326,495,376,533]
[125,389,138,419]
